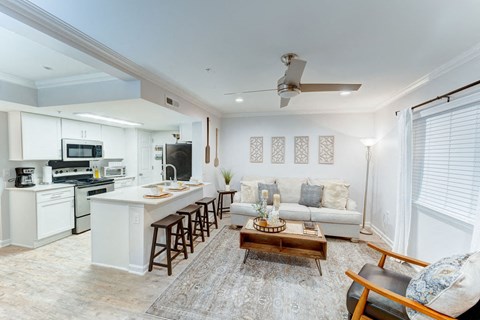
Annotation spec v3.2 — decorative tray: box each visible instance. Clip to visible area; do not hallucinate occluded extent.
[143,192,173,199]
[168,186,190,192]
[185,182,204,186]
[253,217,286,233]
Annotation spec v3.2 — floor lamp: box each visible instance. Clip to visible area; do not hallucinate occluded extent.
[360,138,377,235]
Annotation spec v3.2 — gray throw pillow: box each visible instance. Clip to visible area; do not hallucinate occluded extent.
[257,183,279,205]
[298,183,323,207]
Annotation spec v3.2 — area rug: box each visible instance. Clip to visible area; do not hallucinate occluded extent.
[146,227,414,320]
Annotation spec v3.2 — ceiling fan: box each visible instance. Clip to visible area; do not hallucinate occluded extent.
[225,53,362,108]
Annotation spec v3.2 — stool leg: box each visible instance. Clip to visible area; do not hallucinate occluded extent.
[203,204,210,237]
[166,228,172,276]
[178,220,188,259]
[148,227,159,272]
[194,209,205,242]
[211,201,218,229]
[187,214,194,253]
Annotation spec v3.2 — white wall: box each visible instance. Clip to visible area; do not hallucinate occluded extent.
[371,54,480,261]
[220,113,375,208]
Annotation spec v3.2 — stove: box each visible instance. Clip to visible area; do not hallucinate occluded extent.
[49,161,114,234]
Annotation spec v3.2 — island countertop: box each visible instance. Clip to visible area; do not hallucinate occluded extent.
[88,182,209,205]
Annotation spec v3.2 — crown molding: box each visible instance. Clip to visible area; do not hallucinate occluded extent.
[0,71,35,88]
[374,41,480,111]
[0,0,222,117]
[35,72,118,89]
[222,107,373,119]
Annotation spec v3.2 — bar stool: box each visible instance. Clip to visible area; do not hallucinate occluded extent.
[216,190,237,220]
[176,204,205,253]
[195,197,218,237]
[148,214,188,276]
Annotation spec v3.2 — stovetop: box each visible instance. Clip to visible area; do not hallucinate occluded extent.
[61,177,114,186]
[52,166,113,187]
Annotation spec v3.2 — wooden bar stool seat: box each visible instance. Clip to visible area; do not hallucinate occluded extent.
[195,197,218,237]
[148,214,188,276]
[216,190,237,220]
[176,204,205,253]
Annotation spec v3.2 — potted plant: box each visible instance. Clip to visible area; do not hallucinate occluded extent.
[221,168,233,191]
[252,202,269,227]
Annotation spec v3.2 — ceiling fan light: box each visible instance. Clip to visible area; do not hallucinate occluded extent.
[235,97,244,103]
[277,83,301,98]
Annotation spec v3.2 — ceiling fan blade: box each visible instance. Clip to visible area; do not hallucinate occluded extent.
[224,88,276,95]
[280,97,290,108]
[300,83,362,92]
[284,59,306,85]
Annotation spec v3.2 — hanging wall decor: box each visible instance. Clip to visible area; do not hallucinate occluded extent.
[250,136,263,163]
[294,136,309,164]
[271,136,285,164]
[319,136,335,164]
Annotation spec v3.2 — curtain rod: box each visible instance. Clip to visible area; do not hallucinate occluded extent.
[394,79,480,116]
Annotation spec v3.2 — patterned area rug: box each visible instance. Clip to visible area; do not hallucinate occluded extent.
[146,227,414,320]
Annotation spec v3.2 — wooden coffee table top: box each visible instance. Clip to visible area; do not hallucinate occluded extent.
[240,220,327,260]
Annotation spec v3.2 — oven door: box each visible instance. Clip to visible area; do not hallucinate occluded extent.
[75,182,114,218]
[62,139,103,161]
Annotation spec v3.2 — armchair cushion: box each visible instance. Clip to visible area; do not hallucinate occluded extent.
[346,263,411,320]
[406,251,480,319]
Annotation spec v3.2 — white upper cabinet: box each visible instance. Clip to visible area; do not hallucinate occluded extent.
[179,122,193,142]
[61,119,102,141]
[8,112,62,161]
[101,125,126,159]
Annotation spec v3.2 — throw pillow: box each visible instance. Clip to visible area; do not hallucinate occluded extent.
[406,251,480,319]
[240,180,263,203]
[322,182,350,210]
[298,183,323,208]
[257,183,279,205]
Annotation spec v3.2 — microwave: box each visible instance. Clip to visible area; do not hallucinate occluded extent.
[62,139,103,161]
[103,166,126,177]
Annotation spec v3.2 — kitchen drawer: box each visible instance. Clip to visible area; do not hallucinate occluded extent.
[36,188,74,203]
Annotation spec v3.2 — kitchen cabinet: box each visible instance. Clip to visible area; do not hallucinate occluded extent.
[8,112,62,161]
[101,125,126,159]
[114,176,136,189]
[179,122,193,142]
[62,119,102,140]
[8,186,74,248]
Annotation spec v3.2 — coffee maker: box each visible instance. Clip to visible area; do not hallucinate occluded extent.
[15,167,35,188]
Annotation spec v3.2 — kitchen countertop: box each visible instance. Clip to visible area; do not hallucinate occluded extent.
[113,176,136,181]
[6,183,74,192]
[89,181,208,205]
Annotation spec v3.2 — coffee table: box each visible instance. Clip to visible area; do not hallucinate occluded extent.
[239,220,327,275]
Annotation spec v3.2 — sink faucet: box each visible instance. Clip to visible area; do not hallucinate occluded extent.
[163,164,177,183]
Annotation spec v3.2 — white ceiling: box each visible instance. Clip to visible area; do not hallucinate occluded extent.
[25,0,480,115]
[0,25,98,84]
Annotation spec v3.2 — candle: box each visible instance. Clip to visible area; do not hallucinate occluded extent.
[273,193,280,208]
[261,189,268,199]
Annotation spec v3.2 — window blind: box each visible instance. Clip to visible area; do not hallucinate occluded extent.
[412,102,480,223]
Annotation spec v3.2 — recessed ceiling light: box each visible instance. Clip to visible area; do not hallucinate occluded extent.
[340,91,352,96]
[42,65,53,71]
[75,113,143,126]
[235,97,244,103]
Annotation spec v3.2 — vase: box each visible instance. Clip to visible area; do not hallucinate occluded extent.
[225,184,230,191]
[257,218,268,227]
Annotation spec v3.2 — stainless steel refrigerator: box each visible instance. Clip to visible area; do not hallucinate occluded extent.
[164,143,192,181]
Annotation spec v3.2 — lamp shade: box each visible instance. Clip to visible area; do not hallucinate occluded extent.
[360,138,377,147]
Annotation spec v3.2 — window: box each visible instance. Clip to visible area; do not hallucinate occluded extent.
[412,102,480,224]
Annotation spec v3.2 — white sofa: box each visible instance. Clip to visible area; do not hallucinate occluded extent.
[230,176,362,240]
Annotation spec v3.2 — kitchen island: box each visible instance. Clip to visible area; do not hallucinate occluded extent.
[89,182,208,275]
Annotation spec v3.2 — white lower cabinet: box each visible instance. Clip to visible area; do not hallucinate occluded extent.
[9,186,75,248]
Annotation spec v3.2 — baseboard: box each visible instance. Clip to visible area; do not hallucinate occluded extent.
[371,224,393,249]
[0,238,11,247]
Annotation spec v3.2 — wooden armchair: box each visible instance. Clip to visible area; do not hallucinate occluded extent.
[345,243,480,320]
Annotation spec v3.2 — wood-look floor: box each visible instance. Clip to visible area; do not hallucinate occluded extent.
[0,216,382,319]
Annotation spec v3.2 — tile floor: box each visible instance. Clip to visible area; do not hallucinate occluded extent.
[0,215,382,319]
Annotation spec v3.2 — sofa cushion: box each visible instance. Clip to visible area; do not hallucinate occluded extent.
[240,180,262,203]
[310,207,361,225]
[406,251,480,319]
[242,176,275,184]
[276,177,307,203]
[278,203,310,221]
[298,183,323,208]
[231,202,273,217]
[308,177,344,186]
[322,181,350,209]
[257,183,279,205]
